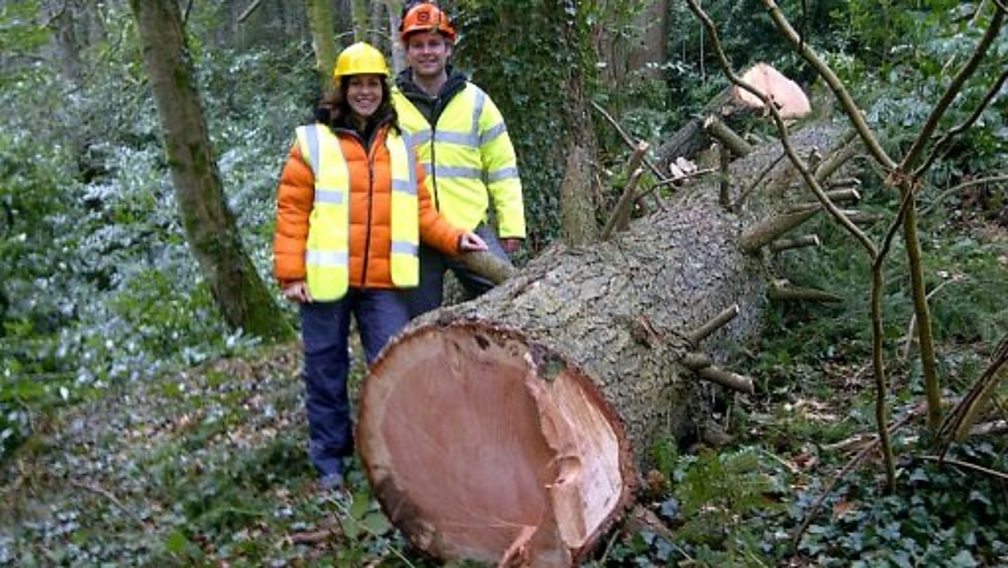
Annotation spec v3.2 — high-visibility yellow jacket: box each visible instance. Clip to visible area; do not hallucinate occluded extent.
[392,80,525,238]
[273,122,464,300]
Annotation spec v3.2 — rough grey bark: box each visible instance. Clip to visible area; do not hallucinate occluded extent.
[128,0,292,342]
[360,125,847,565]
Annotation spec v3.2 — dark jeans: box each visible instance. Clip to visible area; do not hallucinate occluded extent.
[299,288,409,478]
[404,224,509,318]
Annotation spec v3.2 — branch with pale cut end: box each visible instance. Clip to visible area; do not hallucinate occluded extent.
[845,210,882,227]
[454,250,516,285]
[787,188,862,213]
[771,234,820,253]
[686,304,740,345]
[768,279,844,303]
[705,116,753,157]
[813,130,860,182]
[682,352,755,395]
[740,209,820,252]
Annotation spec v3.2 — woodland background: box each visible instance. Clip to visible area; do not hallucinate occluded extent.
[1,0,1007,565]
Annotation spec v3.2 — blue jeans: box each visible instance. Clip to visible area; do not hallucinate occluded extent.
[404,224,509,318]
[300,288,409,478]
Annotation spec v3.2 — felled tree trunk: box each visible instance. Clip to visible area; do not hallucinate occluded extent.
[359,125,845,566]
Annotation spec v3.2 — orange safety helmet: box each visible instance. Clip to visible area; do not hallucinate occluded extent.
[399,2,457,43]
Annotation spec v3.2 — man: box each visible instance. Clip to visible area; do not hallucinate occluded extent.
[392,1,526,317]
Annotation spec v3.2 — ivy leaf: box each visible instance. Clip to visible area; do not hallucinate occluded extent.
[949,549,978,567]
[361,511,391,536]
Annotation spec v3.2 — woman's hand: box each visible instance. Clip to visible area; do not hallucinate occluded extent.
[282,280,313,303]
[458,232,489,252]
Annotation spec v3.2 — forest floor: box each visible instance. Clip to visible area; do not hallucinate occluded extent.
[2,220,1007,567]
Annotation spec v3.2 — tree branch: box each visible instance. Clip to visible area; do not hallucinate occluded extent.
[759,0,897,171]
[901,6,1005,174]
[914,67,1008,178]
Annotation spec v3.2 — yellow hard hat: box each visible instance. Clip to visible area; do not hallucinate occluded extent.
[332,42,389,80]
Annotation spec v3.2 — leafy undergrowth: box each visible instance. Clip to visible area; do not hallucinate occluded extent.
[3,223,1007,566]
[3,340,1006,567]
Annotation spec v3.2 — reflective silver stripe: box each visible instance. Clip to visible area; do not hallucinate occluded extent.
[305,124,320,178]
[391,178,415,195]
[401,132,418,190]
[314,188,344,204]
[486,167,520,183]
[410,130,432,146]
[306,250,348,266]
[432,165,483,180]
[471,87,486,144]
[391,241,418,255]
[480,122,507,146]
[434,130,476,146]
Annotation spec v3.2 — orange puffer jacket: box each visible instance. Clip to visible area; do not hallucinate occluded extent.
[273,123,463,289]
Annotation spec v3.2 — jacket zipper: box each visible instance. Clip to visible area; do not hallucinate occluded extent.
[359,132,375,286]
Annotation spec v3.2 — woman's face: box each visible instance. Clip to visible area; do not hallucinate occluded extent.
[346,74,384,119]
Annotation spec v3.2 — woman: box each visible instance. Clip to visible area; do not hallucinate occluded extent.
[273,42,487,491]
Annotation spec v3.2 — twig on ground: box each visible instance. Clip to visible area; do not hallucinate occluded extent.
[791,406,922,551]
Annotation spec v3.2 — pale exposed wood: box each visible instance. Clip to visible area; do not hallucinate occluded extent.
[359,126,850,566]
[734,63,812,119]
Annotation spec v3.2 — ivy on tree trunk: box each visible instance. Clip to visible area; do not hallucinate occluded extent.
[127,0,293,343]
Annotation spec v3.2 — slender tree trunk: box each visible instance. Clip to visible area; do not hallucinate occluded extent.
[384,0,406,73]
[305,0,337,94]
[127,0,293,342]
[351,0,370,42]
[558,77,601,245]
[902,191,941,430]
[556,7,601,246]
[627,0,668,80]
[45,0,84,84]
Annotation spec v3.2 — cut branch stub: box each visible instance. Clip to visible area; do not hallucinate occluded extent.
[740,208,820,252]
[768,279,844,303]
[705,116,754,157]
[686,304,740,346]
[770,234,820,253]
[359,322,636,566]
[681,352,755,395]
[455,250,517,285]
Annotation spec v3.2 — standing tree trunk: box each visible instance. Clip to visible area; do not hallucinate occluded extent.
[351,0,370,42]
[359,125,847,565]
[384,0,406,73]
[305,0,338,94]
[128,0,292,342]
[555,4,602,246]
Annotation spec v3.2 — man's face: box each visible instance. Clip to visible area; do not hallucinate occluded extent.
[404,31,451,80]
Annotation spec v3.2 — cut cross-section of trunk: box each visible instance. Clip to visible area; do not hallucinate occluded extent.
[359,323,635,565]
[358,125,849,566]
